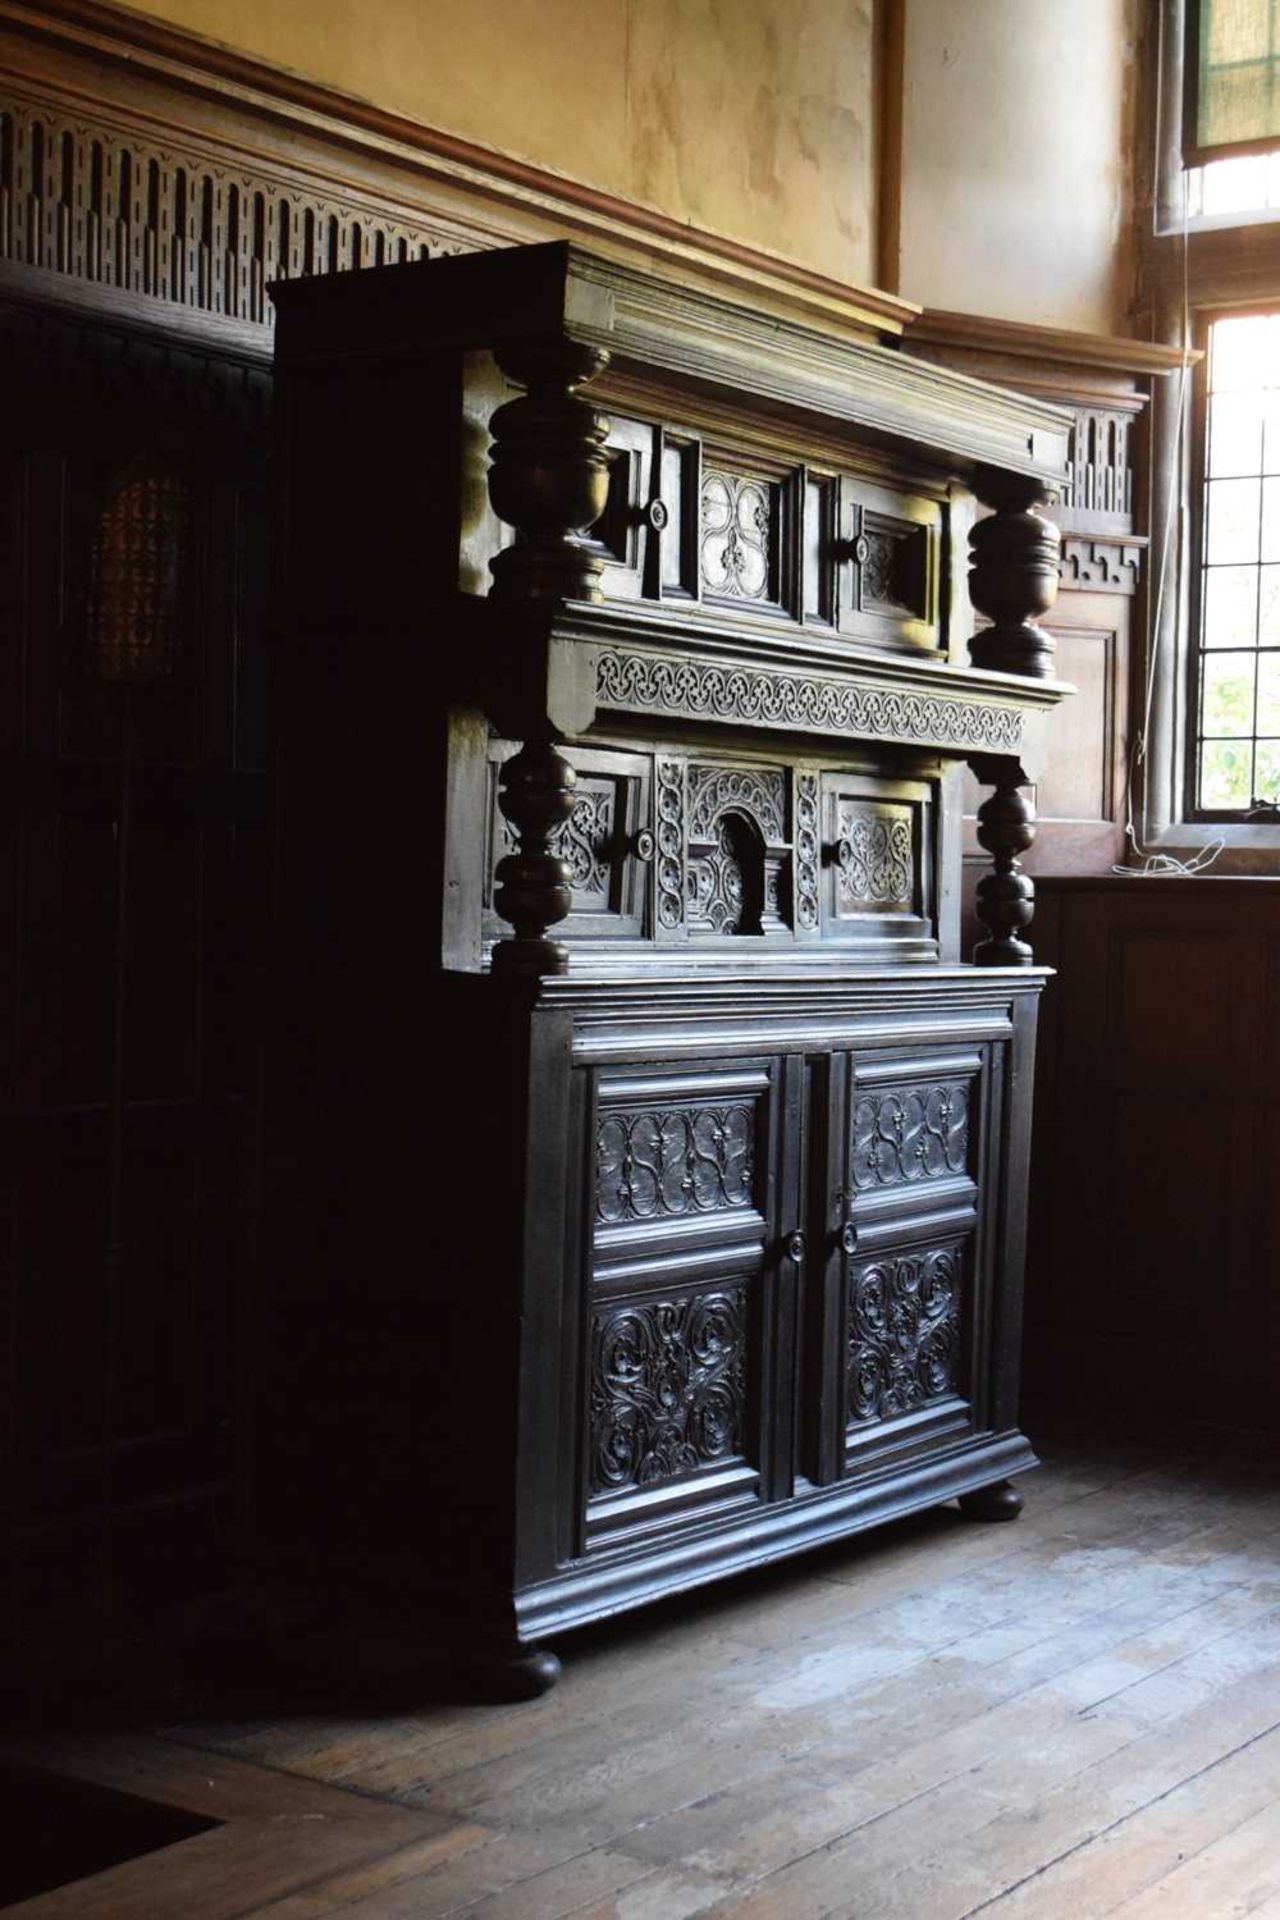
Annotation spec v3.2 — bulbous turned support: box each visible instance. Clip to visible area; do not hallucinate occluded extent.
[492,737,577,979]
[969,470,1061,679]
[970,753,1036,967]
[488,341,614,603]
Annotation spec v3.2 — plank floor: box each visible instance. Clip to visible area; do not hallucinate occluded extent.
[6,1428,1280,1918]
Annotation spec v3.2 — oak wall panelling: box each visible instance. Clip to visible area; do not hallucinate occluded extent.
[1026,876,1280,1430]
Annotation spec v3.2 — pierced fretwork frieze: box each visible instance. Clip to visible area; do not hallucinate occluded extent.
[0,93,464,328]
[594,651,1025,750]
[700,470,773,600]
[596,1102,756,1224]
[834,804,914,910]
[851,1081,970,1190]
[589,1288,748,1497]
[847,1246,962,1426]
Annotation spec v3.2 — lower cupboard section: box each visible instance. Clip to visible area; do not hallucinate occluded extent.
[521,970,1043,1638]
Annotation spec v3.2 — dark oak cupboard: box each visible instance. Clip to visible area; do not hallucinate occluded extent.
[263,242,1071,1692]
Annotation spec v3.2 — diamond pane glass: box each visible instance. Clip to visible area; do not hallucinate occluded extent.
[1200,739,1253,809]
[1207,478,1262,562]
[1204,564,1259,646]
[1202,653,1257,736]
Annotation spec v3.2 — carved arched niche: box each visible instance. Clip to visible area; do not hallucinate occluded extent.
[687,808,766,936]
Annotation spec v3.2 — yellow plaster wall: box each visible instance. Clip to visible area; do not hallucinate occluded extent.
[897,0,1138,333]
[126,0,880,288]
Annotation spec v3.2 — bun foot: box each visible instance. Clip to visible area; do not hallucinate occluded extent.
[957,1479,1024,1523]
[468,1641,562,1701]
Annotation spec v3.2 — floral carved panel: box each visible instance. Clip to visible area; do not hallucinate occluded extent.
[833,802,915,914]
[589,1288,748,1496]
[846,1246,963,1427]
[700,470,774,601]
[596,1102,756,1225]
[851,1081,970,1191]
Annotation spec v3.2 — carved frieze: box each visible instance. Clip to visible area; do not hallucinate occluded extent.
[0,96,463,329]
[851,1081,970,1190]
[589,1288,748,1496]
[834,804,914,911]
[1059,538,1142,596]
[847,1246,962,1426]
[594,651,1025,750]
[596,1102,756,1224]
[700,470,773,601]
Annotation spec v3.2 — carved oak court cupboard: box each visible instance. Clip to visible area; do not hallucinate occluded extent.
[263,242,1072,1693]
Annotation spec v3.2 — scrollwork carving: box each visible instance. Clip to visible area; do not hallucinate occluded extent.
[590,1289,747,1496]
[834,806,913,909]
[851,1081,970,1190]
[594,651,1025,750]
[596,1102,756,1224]
[794,773,820,931]
[688,766,786,843]
[847,1247,962,1426]
[655,759,686,932]
[502,780,615,905]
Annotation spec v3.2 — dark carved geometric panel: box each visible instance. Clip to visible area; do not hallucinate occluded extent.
[833,802,914,913]
[847,1246,962,1425]
[589,1288,747,1496]
[700,470,774,601]
[596,1103,756,1224]
[859,515,929,618]
[851,1081,970,1190]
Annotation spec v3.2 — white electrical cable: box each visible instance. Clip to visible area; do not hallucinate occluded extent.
[1114,28,1224,878]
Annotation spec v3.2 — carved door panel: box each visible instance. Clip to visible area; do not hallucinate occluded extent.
[579,1053,802,1555]
[803,1044,995,1486]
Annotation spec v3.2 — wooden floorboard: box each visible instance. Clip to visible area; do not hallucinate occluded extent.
[5,1430,1280,1918]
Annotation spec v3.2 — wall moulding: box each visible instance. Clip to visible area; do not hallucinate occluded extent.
[0,0,918,347]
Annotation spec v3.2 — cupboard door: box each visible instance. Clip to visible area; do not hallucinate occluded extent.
[829,1046,996,1479]
[579,1055,800,1554]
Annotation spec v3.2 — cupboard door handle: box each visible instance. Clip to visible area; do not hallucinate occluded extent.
[631,828,656,862]
[838,1222,859,1256]
[785,1230,807,1265]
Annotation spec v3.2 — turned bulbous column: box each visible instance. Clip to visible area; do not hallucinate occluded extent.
[492,739,578,980]
[969,471,1061,680]
[971,767,1037,967]
[488,340,614,603]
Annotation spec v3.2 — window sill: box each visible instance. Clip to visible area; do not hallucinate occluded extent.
[1142,821,1280,874]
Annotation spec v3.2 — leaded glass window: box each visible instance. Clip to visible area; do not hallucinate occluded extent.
[1192,310,1280,812]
